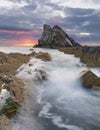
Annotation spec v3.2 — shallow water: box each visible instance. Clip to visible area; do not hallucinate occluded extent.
[35,49,100,130]
[1,47,99,130]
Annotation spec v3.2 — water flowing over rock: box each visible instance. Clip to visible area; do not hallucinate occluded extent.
[36,24,80,48]
[59,47,100,67]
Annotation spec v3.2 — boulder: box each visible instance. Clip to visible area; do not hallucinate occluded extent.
[36,24,80,48]
[35,69,47,81]
[81,71,100,89]
[35,52,51,61]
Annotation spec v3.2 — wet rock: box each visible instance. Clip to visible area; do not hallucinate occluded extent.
[81,71,100,89]
[0,52,8,65]
[33,69,47,82]
[59,47,100,67]
[28,51,51,61]
[30,48,34,51]
[92,85,100,90]
[59,47,76,54]
[4,77,25,103]
[0,75,25,103]
[0,115,11,130]
[35,52,51,61]
[81,46,100,57]
[0,75,13,84]
[28,51,36,57]
[0,97,19,118]
[35,24,80,49]
[37,69,47,80]
[0,52,30,75]
[29,63,33,67]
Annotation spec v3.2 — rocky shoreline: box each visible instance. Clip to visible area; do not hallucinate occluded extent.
[59,46,100,67]
[35,24,100,67]
[35,24,100,90]
[0,24,100,129]
[0,50,51,129]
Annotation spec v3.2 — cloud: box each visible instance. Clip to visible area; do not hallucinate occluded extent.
[0,0,27,9]
[0,0,100,46]
[50,0,100,9]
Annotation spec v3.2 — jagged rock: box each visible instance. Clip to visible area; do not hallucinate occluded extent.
[35,52,51,61]
[0,52,30,75]
[28,51,36,57]
[0,75,13,84]
[59,47,100,67]
[36,24,80,48]
[28,51,51,61]
[0,52,8,65]
[81,46,100,57]
[81,71,100,89]
[4,77,25,103]
[0,75,24,103]
[33,69,47,82]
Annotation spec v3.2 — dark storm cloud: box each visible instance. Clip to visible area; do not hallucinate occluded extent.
[60,7,100,44]
[64,7,95,16]
[0,26,31,31]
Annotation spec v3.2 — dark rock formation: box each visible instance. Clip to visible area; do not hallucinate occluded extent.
[36,24,80,48]
[59,47,100,67]
[81,46,100,57]
[81,71,100,90]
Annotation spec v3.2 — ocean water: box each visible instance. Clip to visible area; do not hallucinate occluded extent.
[0,47,100,130]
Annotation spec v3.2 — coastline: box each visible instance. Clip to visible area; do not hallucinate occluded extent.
[0,47,52,129]
[0,51,31,129]
[0,46,100,130]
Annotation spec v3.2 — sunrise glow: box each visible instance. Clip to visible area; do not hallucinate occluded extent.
[14,40,38,46]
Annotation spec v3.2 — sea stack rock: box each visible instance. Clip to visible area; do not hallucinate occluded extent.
[36,24,80,48]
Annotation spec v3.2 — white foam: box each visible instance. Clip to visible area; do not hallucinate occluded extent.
[0,46,32,54]
[91,68,100,77]
[52,116,83,130]
[39,102,53,118]
[0,89,11,109]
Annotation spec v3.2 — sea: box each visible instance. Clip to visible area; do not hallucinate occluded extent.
[0,46,100,130]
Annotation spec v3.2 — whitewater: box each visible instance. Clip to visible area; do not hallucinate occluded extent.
[0,47,100,130]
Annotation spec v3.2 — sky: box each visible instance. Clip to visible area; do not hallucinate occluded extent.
[0,0,100,46]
